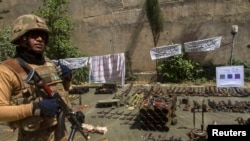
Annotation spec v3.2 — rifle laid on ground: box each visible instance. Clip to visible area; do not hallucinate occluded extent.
[16,58,90,141]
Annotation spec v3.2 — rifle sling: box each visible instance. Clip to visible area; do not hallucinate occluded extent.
[15,58,32,75]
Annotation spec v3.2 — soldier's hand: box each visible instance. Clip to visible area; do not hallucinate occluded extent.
[33,98,59,118]
[56,64,72,81]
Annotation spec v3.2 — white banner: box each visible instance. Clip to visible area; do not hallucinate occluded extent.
[53,57,89,69]
[150,44,182,60]
[89,53,125,86]
[184,36,221,52]
[216,66,244,87]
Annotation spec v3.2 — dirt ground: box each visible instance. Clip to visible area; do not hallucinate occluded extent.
[70,83,250,141]
[1,82,250,141]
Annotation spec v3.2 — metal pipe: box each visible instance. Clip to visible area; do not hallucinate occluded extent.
[230,25,238,65]
[230,33,236,65]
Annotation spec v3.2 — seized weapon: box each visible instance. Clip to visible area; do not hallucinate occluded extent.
[201,100,205,131]
[96,99,121,108]
[192,103,196,129]
[114,83,134,106]
[96,83,134,108]
[16,58,89,141]
[124,82,134,96]
[187,128,207,141]
[235,117,250,125]
[182,97,190,111]
[126,88,145,109]
[139,86,177,131]
[95,83,117,94]
[188,100,208,141]
[192,100,201,112]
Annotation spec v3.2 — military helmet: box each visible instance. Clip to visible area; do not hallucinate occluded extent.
[11,14,50,44]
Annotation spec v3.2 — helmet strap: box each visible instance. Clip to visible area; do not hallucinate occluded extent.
[23,36,27,41]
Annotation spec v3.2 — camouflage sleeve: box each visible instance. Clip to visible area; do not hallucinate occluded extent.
[0,64,33,122]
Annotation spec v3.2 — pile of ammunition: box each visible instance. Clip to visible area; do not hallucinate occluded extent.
[235,117,250,125]
[206,99,250,113]
[163,86,250,97]
[142,133,183,141]
[138,86,177,131]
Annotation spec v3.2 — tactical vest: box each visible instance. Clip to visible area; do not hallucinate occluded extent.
[0,58,70,131]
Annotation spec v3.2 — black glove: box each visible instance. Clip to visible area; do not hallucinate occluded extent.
[33,99,59,118]
[57,64,72,81]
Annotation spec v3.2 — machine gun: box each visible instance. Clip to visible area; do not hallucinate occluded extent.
[16,58,90,141]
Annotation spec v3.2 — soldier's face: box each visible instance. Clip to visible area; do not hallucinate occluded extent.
[26,30,47,54]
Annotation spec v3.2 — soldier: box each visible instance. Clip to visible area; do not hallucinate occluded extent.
[0,14,72,141]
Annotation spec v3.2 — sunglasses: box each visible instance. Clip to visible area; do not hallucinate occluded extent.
[27,30,48,41]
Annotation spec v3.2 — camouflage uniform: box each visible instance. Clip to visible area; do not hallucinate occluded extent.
[0,14,71,141]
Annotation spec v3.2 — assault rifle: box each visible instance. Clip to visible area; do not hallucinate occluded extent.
[16,58,90,141]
